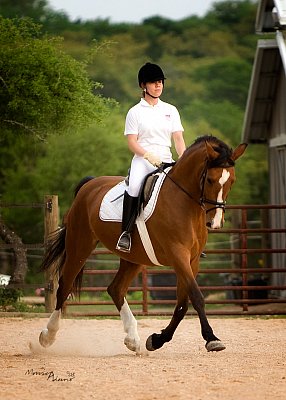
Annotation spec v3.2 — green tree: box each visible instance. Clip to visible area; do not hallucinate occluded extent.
[206,0,257,34]
[191,57,252,108]
[2,107,128,239]
[0,17,115,282]
[0,17,113,139]
[182,99,244,145]
[0,0,48,20]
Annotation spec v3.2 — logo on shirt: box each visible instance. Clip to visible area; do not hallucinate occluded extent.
[165,114,171,120]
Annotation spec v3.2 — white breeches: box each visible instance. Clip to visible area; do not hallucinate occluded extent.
[127,146,173,197]
[127,157,156,197]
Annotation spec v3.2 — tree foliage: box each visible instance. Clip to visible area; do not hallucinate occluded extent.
[0,17,113,138]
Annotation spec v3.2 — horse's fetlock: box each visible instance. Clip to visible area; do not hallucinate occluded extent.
[161,329,173,343]
[146,331,170,351]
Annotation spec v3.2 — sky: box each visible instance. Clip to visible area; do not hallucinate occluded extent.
[48,0,218,23]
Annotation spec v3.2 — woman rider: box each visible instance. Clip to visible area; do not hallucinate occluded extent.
[116,62,186,253]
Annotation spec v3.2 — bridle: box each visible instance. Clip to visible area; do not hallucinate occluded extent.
[199,166,226,214]
[158,162,227,214]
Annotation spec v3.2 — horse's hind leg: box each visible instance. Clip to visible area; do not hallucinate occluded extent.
[39,232,97,348]
[39,272,73,348]
[39,309,61,348]
[107,259,143,354]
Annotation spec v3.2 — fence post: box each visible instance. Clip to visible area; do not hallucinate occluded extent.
[44,195,59,313]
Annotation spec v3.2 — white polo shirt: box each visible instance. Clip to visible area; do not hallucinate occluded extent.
[124,98,184,150]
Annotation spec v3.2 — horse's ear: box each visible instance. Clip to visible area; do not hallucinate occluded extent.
[231,143,248,161]
[205,140,220,160]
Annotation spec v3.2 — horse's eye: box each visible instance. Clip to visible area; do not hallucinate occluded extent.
[207,178,213,185]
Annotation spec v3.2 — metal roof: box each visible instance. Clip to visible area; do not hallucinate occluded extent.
[241,39,282,144]
[256,0,286,32]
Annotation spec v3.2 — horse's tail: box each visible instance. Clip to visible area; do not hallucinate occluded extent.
[74,176,95,198]
[41,220,85,296]
[41,176,95,297]
[41,227,67,275]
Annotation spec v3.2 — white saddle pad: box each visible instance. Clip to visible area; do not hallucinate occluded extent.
[99,168,171,222]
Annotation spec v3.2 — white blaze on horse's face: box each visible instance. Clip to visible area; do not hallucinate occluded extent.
[211,169,230,229]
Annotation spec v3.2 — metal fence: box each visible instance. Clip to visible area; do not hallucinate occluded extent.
[1,200,285,316]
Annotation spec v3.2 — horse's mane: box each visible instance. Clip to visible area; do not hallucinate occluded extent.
[190,135,235,168]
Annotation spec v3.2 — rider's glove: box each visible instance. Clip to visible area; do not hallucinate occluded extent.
[143,152,162,167]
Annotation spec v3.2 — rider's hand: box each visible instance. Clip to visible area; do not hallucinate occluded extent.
[143,152,162,167]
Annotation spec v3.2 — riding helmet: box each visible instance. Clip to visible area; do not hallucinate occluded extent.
[138,62,166,86]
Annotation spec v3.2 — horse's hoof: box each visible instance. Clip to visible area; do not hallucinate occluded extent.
[124,336,140,354]
[146,335,155,351]
[39,329,55,348]
[206,340,226,352]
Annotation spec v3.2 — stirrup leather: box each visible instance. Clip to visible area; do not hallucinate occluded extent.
[116,231,132,252]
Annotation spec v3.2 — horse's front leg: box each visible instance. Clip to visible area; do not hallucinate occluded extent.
[107,259,143,355]
[146,277,189,351]
[146,256,225,353]
[188,272,226,352]
[178,258,226,351]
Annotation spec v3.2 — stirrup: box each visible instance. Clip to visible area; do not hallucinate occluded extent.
[116,231,131,253]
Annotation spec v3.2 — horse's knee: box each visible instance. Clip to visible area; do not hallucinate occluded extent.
[176,300,189,317]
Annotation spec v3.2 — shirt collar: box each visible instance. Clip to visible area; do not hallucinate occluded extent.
[140,98,162,107]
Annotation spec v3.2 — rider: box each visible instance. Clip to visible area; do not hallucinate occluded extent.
[116,62,186,253]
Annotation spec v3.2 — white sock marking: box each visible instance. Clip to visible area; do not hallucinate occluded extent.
[120,298,140,352]
[47,310,61,332]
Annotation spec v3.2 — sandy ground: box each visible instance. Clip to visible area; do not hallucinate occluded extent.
[0,316,285,400]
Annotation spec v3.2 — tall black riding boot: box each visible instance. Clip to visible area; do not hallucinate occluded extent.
[116,191,139,253]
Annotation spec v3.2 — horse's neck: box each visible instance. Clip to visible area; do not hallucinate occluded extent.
[171,154,204,191]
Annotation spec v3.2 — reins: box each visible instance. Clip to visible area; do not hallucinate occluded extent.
[158,162,226,213]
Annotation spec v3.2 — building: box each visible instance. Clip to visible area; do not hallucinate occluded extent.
[241,0,286,297]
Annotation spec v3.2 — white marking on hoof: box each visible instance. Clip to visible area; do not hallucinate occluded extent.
[39,328,56,348]
[206,340,226,352]
[124,336,141,355]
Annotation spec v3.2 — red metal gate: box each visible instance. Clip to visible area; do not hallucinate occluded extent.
[64,204,286,316]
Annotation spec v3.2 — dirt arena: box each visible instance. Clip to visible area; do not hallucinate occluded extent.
[0,316,285,400]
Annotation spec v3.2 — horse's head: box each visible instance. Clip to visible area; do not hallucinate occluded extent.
[198,136,247,229]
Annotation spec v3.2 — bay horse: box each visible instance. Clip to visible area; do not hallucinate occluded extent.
[39,135,247,354]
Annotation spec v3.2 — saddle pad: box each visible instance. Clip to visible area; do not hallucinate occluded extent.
[99,167,171,222]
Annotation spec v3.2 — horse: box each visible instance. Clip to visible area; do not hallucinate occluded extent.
[39,135,247,354]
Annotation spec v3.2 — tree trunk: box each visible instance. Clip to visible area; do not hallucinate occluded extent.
[0,218,27,284]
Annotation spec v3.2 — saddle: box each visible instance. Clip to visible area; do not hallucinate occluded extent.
[136,162,175,213]
[101,162,175,223]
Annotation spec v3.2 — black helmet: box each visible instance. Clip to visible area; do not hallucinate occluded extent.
[138,62,166,86]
